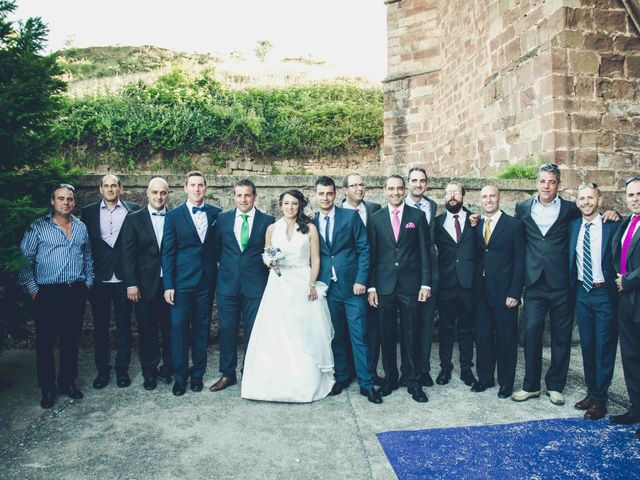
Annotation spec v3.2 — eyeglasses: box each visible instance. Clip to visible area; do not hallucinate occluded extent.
[348,183,365,189]
[577,182,598,190]
[626,176,640,186]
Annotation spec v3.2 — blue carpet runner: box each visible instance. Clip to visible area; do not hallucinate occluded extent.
[377,417,640,479]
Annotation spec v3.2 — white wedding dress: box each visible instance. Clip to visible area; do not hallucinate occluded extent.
[241,218,335,402]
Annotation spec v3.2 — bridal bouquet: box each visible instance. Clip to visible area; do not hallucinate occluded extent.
[263,246,285,277]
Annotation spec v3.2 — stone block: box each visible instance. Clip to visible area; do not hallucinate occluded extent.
[600,54,625,77]
[616,133,640,150]
[593,9,628,33]
[597,79,636,99]
[552,30,585,49]
[614,36,640,53]
[586,169,615,186]
[597,131,615,150]
[583,32,614,51]
[576,150,598,167]
[572,113,602,130]
[627,56,640,78]
[608,101,640,116]
[565,7,594,30]
[602,113,636,133]
[574,76,596,97]
[569,50,599,75]
[520,87,537,107]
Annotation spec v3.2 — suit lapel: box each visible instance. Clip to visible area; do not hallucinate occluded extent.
[331,208,343,248]
[142,208,161,253]
[627,219,640,258]
[546,199,568,236]
[181,203,200,240]
[569,219,580,265]
[380,208,397,245]
[487,214,507,245]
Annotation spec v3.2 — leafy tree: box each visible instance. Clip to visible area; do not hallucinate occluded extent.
[0,0,79,352]
[254,39,274,63]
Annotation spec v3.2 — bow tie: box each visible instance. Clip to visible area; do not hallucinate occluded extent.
[152,211,165,216]
[192,206,206,214]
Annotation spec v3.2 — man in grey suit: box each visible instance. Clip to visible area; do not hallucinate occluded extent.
[405,167,438,387]
[512,163,618,406]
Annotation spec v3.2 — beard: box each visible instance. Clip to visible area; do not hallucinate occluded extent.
[445,200,463,214]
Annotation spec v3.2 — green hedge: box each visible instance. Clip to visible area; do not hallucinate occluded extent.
[56,69,383,166]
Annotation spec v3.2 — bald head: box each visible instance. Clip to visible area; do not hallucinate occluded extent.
[147,177,169,211]
[480,185,500,216]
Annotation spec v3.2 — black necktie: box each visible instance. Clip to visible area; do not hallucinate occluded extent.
[152,211,165,216]
[453,214,461,243]
[192,206,205,214]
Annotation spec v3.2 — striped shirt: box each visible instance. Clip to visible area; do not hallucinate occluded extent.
[19,212,95,295]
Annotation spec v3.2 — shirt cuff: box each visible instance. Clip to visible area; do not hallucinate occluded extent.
[367,287,376,293]
[421,285,431,290]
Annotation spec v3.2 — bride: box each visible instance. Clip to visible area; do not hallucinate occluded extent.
[241,189,335,402]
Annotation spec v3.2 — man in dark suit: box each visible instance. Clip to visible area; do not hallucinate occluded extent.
[473,185,524,398]
[81,174,140,389]
[569,183,619,420]
[611,177,640,437]
[162,171,221,396]
[315,176,381,404]
[340,173,382,386]
[368,175,431,403]
[121,177,173,390]
[434,182,478,387]
[209,179,275,392]
[405,167,439,387]
[512,163,619,406]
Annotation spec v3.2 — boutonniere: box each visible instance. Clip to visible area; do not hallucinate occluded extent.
[405,222,416,229]
[209,220,217,227]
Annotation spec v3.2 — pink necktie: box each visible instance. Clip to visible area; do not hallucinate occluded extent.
[621,215,640,274]
[392,208,400,242]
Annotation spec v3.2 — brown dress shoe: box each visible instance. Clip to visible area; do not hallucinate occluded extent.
[574,396,594,410]
[584,402,607,420]
[209,376,237,392]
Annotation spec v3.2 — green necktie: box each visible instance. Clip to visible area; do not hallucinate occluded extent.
[240,214,249,251]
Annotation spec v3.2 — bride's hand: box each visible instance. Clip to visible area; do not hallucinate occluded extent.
[308,284,318,301]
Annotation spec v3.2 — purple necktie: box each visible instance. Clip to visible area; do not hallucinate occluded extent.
[621,215,640,274]
[392,208,400,242]
[453,214,462,243]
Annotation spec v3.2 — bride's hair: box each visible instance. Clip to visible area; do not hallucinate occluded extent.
[278,189,312,234]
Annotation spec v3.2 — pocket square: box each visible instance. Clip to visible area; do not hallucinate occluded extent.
[405,222,416,229]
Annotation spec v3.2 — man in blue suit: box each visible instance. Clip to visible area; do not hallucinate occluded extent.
[162,171,221,396]
[314,176,382,404]
[209,179,275,392]
[569,183,620,420]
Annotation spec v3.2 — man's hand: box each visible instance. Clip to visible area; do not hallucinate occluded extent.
[469,213,480,227]
[418,287,431,302]
[353,283,366,295]
[127,286,141,303]
[505,297,518,308]
[616,274,624,292]
[30,290,38,301]
[164,289,175,305]
[602,210,621,222]
[368,291,378,308]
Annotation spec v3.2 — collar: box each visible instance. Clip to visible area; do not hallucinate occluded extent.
[100,199,124,210]
[388,203,405,215]
[483,210,502,223]
[581,213,602,228]
[148,205,166,216]
[406,197,424,208]
[236,207,256,218]
[186,200,205,211]
[342,200,364,212]
[445,208,466,220]
[321,207,336,219]
[533,195,560,207]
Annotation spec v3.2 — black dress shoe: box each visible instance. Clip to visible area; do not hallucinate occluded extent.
[373,376,385,387]
[460,369,478,387]
[93,370,110,389]
[116,371,131,388]
[157,365,173,384]
[40,391,56,409]
[610,411,640,425]
[379,381,399,397]
[408,386,428,403]
[59,383,83,399]
[471,381,487,392]
[398,376,410,388]
[209,376,237,392]
[419,372,434,387]
[498,386,513,399]
[328,381,349,396]
[143,376,158,391]
[436,369,452,385]
[173,380,187,396]
[360,387,383,404]
[190,377,203,392]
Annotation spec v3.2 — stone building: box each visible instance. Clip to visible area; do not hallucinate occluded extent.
[383,0,640,188]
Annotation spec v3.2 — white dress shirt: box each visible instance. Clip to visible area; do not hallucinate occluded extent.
[576,214,604,283]
[186,200,207,243]
[531,195,561,237]
[444,209,467,243]
[100,199,127,283]
[234,207,256,250]
[482,210,503,236]
[319,207,336,245]
[342,201,367,225]
[407,197,432,224]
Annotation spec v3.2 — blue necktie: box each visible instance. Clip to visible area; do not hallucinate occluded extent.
[324,216,331,248]
[583,223,593,292]
[192,206,205,214]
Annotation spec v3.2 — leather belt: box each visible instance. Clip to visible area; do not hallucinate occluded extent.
[577,281,606,289]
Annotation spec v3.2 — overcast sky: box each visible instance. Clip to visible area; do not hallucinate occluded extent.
[13,0,388,80]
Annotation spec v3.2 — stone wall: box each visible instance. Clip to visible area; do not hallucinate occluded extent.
[384,0,640,186]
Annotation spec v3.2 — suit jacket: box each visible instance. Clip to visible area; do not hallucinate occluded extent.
[315,207,369,298]
[435,208,476,290]
[162,202,221,292]
[367,205,431,295]
[409,196,439,282]
[612,215,640,321]
[339,199,382,226]
[569,217,620,308]
[81,200,140,282]
[215,208,275,298]
[515,197,581,289]
[120,206,166,299]
[474,212,525,307]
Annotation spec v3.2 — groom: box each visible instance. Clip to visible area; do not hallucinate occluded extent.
[314,176,382,404]
[209,179,275,392]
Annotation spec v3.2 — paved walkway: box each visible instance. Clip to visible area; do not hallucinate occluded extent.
[0,344,630,480]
